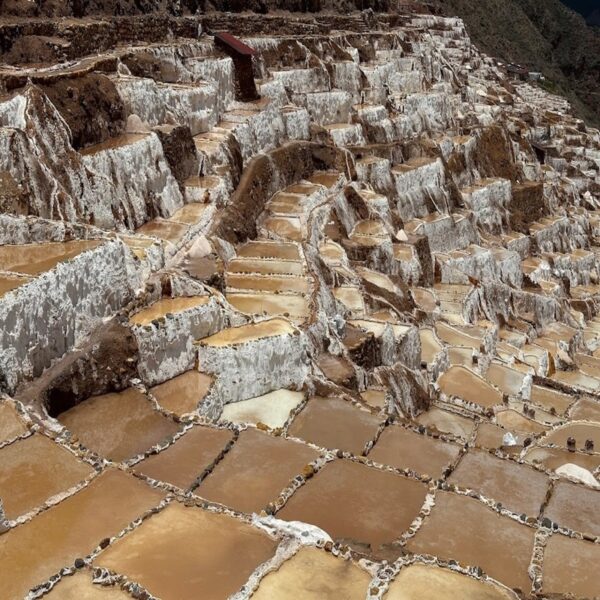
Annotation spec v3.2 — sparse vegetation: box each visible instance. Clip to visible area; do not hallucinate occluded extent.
[433,0,600,126]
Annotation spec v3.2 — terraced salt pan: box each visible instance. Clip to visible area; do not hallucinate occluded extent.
[386,564,518,600]
[360,388,387,409]
[149,370,213,416]
[0,470,165,600]
[449,449,549,516]
[136,219,189,245]
[415,407,476,439]
[278,460,428,559]
[544,480,600,535]
[228,257,304,276]
[485,362,528,397]
[407,491,535,591]
[220,389,304,429]
[196,428,319,514]
[226,292,309,319]
[529,385,573,415]
[333,287,366,314]
[369,425,461,478]
[96,501,277,600]
[288,396,381,455]
[419,328,443,364]
[0,240,101,276]
[435,321,482,350]
[495,409,548,435]
[475,423,523,454]
[59,388,179,462]
[0,274,31,297]
[226,274,309,294]
[542,534,600,598]
[135,426,233,490]
[263,215,303,241]
[570,397,600,422]
[551,369,600,393]
[438,365,503,408]
[42,571,131,599]
[0,433,93,520]
[540,422,600,451]
[130,296,210,326]
[0,400,28,443]
[236,241,300,261]
[200,317,296,347]
[252,546,370,600]
[524,446,600,474]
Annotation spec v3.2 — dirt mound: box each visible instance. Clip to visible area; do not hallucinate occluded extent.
[39,74,126,150]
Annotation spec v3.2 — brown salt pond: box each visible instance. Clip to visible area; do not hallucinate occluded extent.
[59,388,179,462]
[148,370,213,416]
[368,425,461,478]
[385,564,518,600]
[220,389,305,429]
[136,219,189,244]
[0,433,93,520]
[228,257,304,276]
[0,240,100,276]
[333,286,366,314]
[551,369,600,393]
[226,273,309,294]
[96,501,277,600]
[316,354,356,387]
[449,449,549,516]
[277,459,428,559]
[134,426,233,490]
[0,469,165,600]
[288,396,381,454]
[447,346,474,366]
[199,317,296,347]
[523,445,600,474]
[438,366,503,408]
[435,321,481,350]
[411,287,437,312]
[406,491,535,591]
[237,240,300,261]
[543,480,600,536]
[226,292,309,319]
[485,362,527,396]
[252,546,370,600]
[419,328,443,364]
[540,422,600,451]
[475,423,523,455]
[0,400,28,443]
[495,409,548,435]
[263,215,303,241]
[168,203,210,225]
[43,572,132,599]
[0,274,30,297]
[415,407,476,439]
[530,385,573,415]
[360,388,387,410]
[569,397,600,423]
[80,133,148,155]
[542,534,600,598]
[130,296,210,326]
[196,428,319,514]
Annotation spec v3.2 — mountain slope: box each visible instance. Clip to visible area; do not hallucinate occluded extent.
[433,0,600,126]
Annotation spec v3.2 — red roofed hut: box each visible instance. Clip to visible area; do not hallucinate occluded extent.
[214,32,260,102]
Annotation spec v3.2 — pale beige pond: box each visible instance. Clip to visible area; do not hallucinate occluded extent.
[130,296,210,326]
[252,547,370,600]
[200,318,296,347]
[385,564,517,600]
